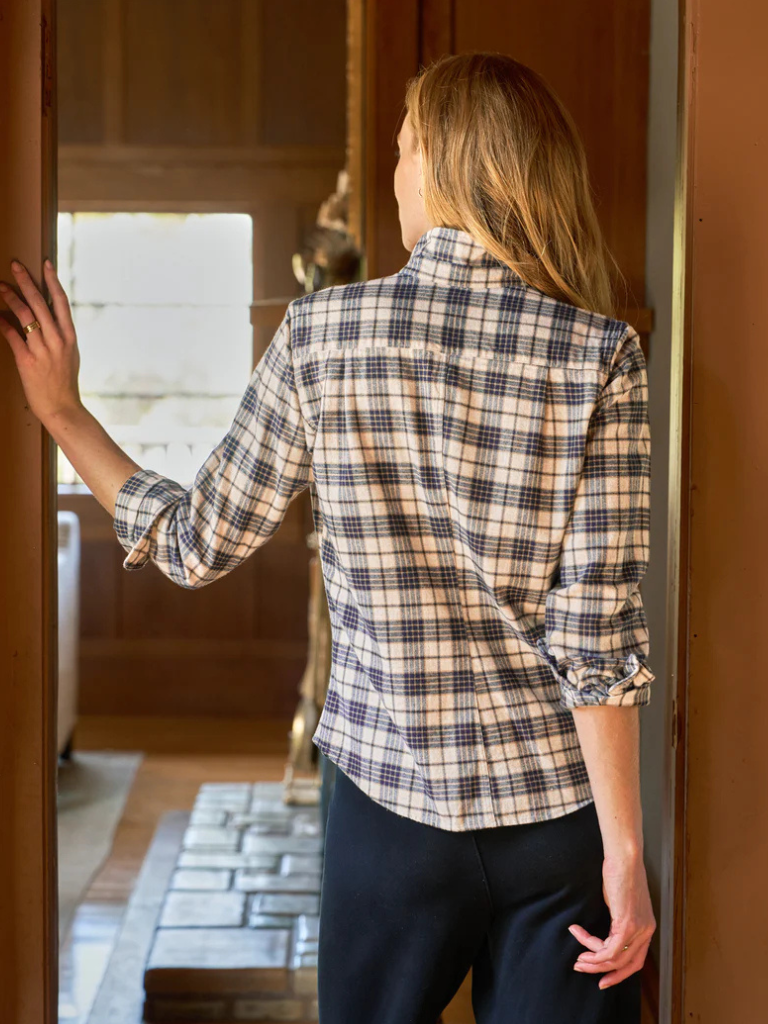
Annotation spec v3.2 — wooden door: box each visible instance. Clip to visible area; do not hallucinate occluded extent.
[0,0,59,1020]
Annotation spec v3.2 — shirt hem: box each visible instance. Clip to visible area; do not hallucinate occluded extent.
[313,732,596,833]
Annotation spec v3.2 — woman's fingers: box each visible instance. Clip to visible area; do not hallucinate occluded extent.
[576,945,649,990]
[568,923,604,952]
[0,309,33,366]
[594,952,646,990]
[8,261,59,339]
[577,923,648,964]
[0,280,48,358]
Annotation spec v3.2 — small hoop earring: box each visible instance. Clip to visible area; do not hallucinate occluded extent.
[418,188,423,197]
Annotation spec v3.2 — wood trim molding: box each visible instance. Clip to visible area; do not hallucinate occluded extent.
[239,0,263,145]
[664,2,695,1020]
[0,1,59,1020]
[102,0,124,143]
[347,0,366,248]
[57,143,346,207]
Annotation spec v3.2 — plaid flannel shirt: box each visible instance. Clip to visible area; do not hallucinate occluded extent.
[113,225,655,831]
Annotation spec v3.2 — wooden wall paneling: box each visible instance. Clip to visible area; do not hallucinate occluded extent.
[419,0,455,65]
[54,0,347,720]
[57,0,105,143]
[452,0,650,302]
[59,488,311,717]
[252,200,304,299]
[346,0,366,248]
[252,540,312,643]
[58,144,345,209]
[239,0,263,145]
[103,0,124,143]
[123,0,243,146]
[0,0,58,1019]
[120,562,256,641]
[260,0,347,147]
[363,0,421,280]
[78,541,122,640]
[78,639,308,718]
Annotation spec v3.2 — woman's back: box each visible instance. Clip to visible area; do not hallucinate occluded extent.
[288,224,654,831]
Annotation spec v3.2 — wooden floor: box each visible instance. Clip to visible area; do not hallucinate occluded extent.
[65,716,655,1024]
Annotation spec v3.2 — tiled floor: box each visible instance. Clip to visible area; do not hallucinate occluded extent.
[58,716,297,1024]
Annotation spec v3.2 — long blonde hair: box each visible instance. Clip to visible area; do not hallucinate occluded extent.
[404,52,621,317]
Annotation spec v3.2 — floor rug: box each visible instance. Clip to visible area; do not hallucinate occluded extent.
[57,751,143,944]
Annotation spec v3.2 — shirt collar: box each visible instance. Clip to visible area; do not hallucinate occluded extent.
[400,225,524,288]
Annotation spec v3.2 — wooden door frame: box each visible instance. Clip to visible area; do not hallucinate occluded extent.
[662,2,695,1020]
[0,0,59,1021]
[0,0,693,1019]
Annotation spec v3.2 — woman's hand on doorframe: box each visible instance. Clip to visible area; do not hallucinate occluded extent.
[0,258,84,426]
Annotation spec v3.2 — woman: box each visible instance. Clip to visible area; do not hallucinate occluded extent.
[2,52,656,1024]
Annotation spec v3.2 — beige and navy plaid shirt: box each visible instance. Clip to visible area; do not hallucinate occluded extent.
[113,226,655,831]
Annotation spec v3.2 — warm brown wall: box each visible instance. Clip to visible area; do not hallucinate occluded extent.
[354,0,652,348]
[56,0,347,718]
[682,0,768,1017]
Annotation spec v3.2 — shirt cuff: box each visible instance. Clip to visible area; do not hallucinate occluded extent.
[536,639,655,709]
[113,467,186,572]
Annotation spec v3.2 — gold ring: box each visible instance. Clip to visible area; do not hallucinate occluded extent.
[23,320,41,335]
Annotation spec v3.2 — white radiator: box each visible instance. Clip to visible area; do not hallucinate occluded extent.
[57,511,81,756]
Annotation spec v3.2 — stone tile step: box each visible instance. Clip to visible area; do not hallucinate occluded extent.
[243,835,323,856]
[145,928,291,992]
[279,855,322,876]
[194,797,252,812]
[243,822,292,837]
[144,995,318,1022]
[178,852,279,871]
[296,915,319,942]
[140,778,325,1023]
[250,893,320,918]
[159,891,246,928]
[171,869,232,891]
[235,871,321,894]
[189,809,229,826]
[183,827,243,851]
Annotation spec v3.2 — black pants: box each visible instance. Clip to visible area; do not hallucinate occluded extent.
[317,765,641,1024]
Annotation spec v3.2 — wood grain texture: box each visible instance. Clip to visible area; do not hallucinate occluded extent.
[452,0,650,303]
[676,0,768,1019]
[59,489,315,719]
[0,3,59,1020]
[55,0,347,720]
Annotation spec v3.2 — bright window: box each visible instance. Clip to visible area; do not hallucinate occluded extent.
[56,211,254,488]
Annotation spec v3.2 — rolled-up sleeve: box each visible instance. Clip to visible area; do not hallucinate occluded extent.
[536,326,655,709]
[112,308,312,589]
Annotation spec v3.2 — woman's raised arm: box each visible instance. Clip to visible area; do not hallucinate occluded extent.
[0,259,142,513]
[1,258,312,589]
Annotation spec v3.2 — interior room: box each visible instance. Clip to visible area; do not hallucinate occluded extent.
[54,3,347,1021]
[51,2,676,1021]
[5,0,767,1022]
